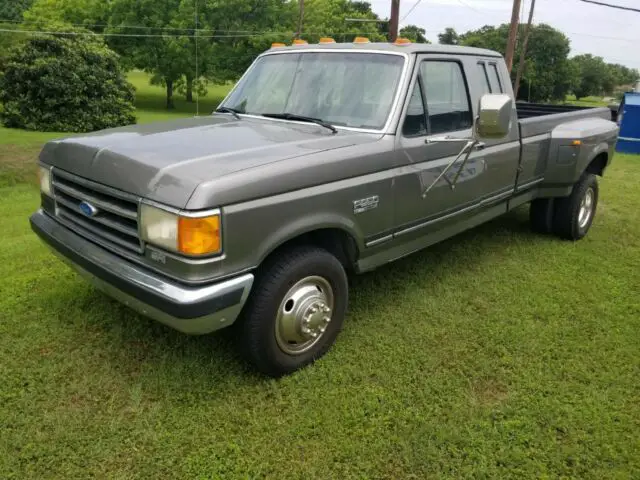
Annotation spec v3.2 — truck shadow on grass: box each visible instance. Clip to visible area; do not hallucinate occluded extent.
[66,205,541,387]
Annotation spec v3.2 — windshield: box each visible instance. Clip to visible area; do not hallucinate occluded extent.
[221,52,405,130]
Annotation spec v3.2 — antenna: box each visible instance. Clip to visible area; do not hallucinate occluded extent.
[195,0,200,117]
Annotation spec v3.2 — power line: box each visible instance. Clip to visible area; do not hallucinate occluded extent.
[0,28,275,38]
[0,28,389,38]
[1,25,638,45]
[577,0,640,12]
[400,0,422,22]
[454,0,483,14]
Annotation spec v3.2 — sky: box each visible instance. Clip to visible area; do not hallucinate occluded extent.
[368,0,640,70]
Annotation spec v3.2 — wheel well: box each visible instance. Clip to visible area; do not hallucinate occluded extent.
[586,153,608,177]
[263,229,359,272]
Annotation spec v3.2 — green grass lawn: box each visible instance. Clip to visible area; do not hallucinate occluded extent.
[1,74,640,478]
[565,95,611,108]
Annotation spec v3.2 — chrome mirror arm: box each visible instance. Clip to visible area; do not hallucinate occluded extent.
[421,139,478,198]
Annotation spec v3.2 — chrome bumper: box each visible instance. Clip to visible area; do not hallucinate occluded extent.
[30,210,254,334]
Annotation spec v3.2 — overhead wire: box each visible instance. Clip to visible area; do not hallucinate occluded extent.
[576,0,640,12]
[400,0,423,22]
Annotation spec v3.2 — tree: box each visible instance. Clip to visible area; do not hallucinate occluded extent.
[107,0,296,108]
[0,0,34,59]
[438,27,459,45]
[0,35,135,132]
[302,0,385,43]
[23,0,111,29]
[607,63,639,88]
[570,54,610,98]
[399,24,429,43]
[0,0,34,22]
[459,23,574,102]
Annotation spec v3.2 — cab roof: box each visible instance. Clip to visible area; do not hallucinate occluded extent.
[267,42,502,58]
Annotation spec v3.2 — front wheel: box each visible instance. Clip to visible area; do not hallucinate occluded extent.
[553,173,599,240]
[239,246,348,377]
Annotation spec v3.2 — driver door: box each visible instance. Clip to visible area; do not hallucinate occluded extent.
[393,55,519,239]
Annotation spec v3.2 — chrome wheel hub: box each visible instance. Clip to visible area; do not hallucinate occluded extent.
[275,276,334,355]
[578,187,595,229]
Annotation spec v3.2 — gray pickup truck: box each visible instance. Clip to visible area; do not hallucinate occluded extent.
[31,41,618,376]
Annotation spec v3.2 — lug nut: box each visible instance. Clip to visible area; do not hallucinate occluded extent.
[323,316,330,323]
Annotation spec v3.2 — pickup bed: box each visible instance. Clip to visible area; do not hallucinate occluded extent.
[31,41,619,376]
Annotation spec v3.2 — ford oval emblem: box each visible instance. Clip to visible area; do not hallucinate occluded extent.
[79,201,99,217]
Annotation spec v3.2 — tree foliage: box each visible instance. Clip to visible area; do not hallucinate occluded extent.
[23,0,111,29]
[571,60,640,98]
[0,0,34,22]
[0,35,136,132]
[570,54,610,99]
[438,27,459,45]
[459,23,575,102]
[301,0,384,43]
[399,25,429,43]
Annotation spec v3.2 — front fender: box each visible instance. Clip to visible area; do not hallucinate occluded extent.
[252,212,364,266]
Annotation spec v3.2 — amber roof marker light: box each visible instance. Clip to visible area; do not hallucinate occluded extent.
[394,38,412,46]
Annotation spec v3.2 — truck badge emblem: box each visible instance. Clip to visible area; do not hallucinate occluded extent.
[79,201,99,217]
[353,195,379,214]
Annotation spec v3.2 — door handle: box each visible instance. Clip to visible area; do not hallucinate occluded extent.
[474,142,486,151]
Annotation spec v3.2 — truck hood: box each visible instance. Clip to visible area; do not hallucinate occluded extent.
[39,115,380,208]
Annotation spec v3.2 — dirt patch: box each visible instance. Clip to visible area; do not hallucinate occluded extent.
[0,144,42,187]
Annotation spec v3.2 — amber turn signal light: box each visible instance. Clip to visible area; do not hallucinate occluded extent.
[178,215,221,256]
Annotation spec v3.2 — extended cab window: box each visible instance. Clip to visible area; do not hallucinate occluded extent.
[487,63,503,93]
[420,61,472,135]
[402,81,427,137]
[477,63,491,94]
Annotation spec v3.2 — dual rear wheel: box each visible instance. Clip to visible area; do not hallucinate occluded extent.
[530,173,599,240]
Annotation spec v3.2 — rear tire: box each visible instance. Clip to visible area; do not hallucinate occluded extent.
[552,173,599,240]
[529,198,555,234]
[240,246,348,377]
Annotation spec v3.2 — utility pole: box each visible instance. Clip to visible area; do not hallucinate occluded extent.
[296,0,304,39]
[389,0,400,42]
[514,0,536,99]
[504,0,522,73]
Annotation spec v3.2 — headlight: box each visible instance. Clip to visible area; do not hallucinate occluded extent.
[38,165,53,197]
[140,203,222,256]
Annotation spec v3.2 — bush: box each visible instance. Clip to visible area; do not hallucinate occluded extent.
[0,34,136,132]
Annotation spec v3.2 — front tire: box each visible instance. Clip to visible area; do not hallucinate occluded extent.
[552,173,599,240]
[240,246,348,377]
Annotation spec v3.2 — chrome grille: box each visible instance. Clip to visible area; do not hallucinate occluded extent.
[51,169,142,253]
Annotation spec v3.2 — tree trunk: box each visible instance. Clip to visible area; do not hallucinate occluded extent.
[166,79,175,110]
[186,75,194,103]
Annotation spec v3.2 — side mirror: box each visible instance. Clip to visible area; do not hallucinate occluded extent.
[476,94,513,139]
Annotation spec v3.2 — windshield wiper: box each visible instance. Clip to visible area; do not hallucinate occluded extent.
[215,107,242,120]
[261,113,337,134]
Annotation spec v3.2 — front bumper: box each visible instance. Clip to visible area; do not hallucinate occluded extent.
[30,210,254,334]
